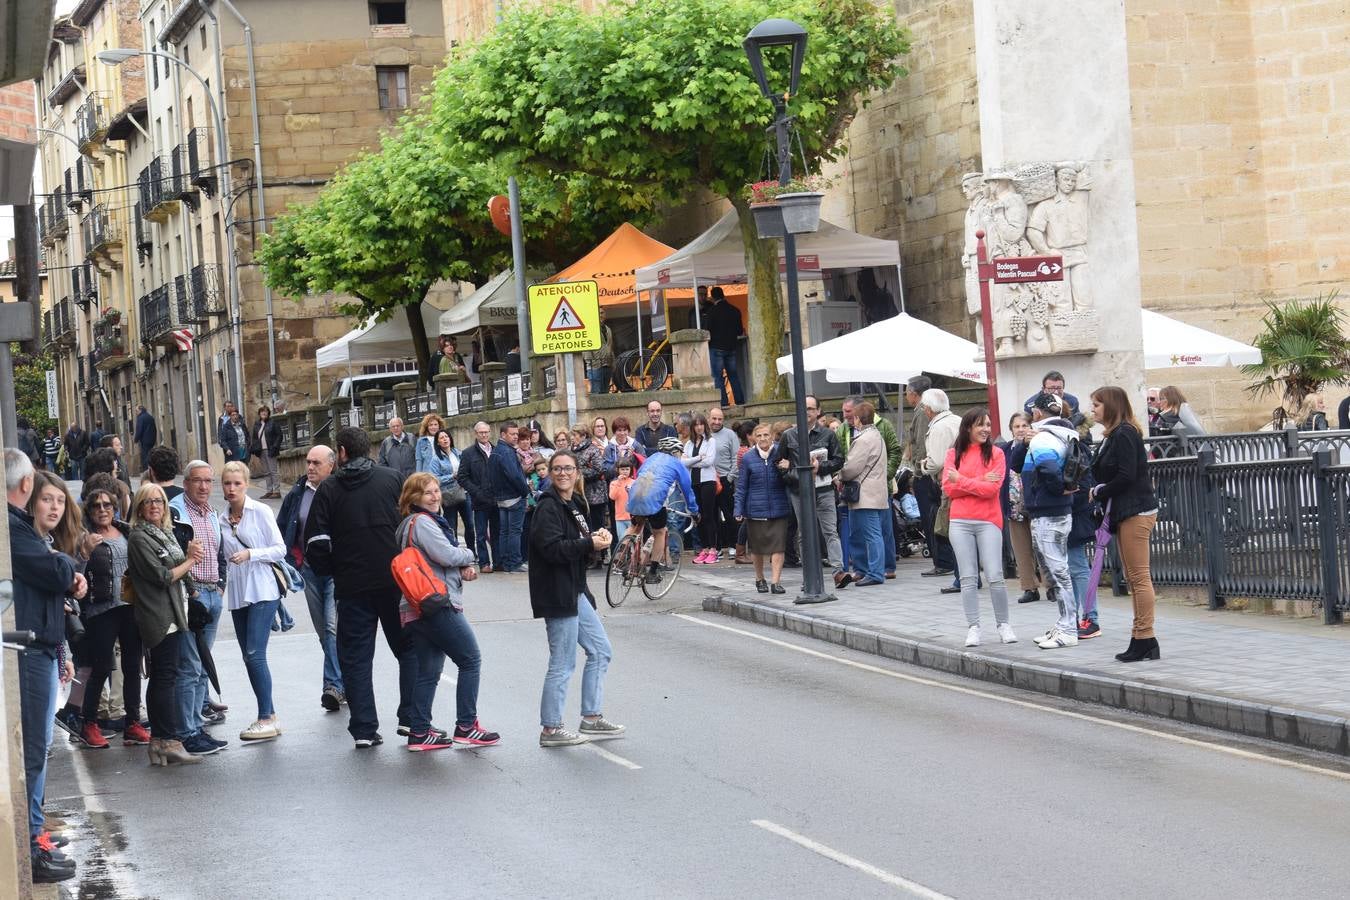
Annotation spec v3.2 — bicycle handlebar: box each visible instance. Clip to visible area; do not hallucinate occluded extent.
[3,630,37,648]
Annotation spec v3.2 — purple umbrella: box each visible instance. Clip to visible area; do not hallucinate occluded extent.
[1083,499,1113,617]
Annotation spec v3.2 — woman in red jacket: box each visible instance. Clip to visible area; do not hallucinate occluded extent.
[942,408,1016,648]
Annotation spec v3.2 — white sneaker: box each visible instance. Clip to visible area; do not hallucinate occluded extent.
[1036,628,1078,649]
[997,623,1018,644]
[964,624,980,647]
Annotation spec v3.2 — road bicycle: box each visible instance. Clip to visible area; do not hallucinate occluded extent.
[614,336,672,392]
[605,487,696,607]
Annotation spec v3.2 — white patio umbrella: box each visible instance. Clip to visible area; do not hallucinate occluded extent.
[776,313,987,384]
[1141,309,1262,369]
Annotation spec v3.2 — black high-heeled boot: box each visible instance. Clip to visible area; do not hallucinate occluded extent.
[1115,637,1160,662]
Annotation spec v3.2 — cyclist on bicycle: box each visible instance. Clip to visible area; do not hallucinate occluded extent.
[626,437,699,581]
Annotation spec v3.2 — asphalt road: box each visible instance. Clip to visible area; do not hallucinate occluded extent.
[43,570,1350,899]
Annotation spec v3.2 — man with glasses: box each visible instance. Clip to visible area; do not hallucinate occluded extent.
[168,461,230,755]
[278,445,344,711]
[457,421,498,571]
[489,421,530,574]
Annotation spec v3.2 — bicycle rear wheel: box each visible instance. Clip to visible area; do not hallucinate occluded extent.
[641,528,683,600]
[605,535,640,608]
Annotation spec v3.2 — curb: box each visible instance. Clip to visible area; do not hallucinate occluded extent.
[702,596,1350,759]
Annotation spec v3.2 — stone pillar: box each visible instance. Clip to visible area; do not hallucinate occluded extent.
[668,328,714,392]
[360,389,383,434]
[433,372,461,417]
[973,0,1146,420]
[327,397,349,433]
[306,404,327,445]
[479,362,507,411]
[393,381,417,424]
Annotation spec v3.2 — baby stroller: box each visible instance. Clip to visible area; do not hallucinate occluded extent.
[892,467,928,559]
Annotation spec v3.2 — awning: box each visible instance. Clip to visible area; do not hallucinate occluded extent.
[548,222,678,307]
[1142,309,1262,369]
[776,313,986,385]
[438,268,551,335]
[634,211,902,291]
[315,302,443,369]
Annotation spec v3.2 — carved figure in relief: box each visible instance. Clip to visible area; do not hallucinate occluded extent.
[1026,164,1092,310]
[982,171,1030,356]
[960,173,988,316]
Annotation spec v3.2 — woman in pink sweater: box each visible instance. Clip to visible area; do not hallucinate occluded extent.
[942,408,1015,647]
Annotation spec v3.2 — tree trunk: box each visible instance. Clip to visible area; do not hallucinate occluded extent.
[404,289,434,385]
[734,199,788,402]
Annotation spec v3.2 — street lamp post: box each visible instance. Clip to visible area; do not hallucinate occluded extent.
[96,48,247,413]
[743,19,833,605]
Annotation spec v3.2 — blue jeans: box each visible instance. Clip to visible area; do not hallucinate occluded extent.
[473,502,497,568]
[44,453,58,471]
[408,607,482,732]
[849,508,886,582]
[69,457,84,480]
[302,565,343,694]
[495,500,526,571]
[838,504,850,568]
[232,599,280,719]
[445,497,475,556]
[709,347,744,407]
[178,585,222,738]
[18,650,57,843]
[1068,541,1094,624]
[587,366,612,395]
[541,595,612,728]
[337,592,415,739]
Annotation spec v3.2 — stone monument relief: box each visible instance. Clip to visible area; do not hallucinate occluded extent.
[961,163,1100,359]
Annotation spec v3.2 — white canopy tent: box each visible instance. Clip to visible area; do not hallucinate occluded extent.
[315,302,444,369]
[633,210,902,291]
[1142,309,1262,369]
[776,313,987,384]
[437,268,553,335]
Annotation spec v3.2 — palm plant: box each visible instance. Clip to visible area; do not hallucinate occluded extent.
[1240,293,1350,412]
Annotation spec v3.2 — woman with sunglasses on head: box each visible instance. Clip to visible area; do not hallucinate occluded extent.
[415,414,446,475]
[425,429,474,552]
[528,449,621,748]
[126,483,205,765]
[71,488,148,749]
[219,461,288,742]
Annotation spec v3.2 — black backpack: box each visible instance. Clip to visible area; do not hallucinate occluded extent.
[1061,433,1092,484]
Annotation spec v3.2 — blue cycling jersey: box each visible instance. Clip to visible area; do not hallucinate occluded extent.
[626,451,699,517]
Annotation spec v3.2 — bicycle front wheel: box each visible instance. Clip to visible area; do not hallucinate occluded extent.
[641,528,683,600]
[605,535,640,608]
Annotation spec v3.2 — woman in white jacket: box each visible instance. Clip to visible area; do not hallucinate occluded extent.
[219,461,288,742]
[684,413,720,564]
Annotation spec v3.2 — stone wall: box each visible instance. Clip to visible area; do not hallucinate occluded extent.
[221,29,446,410]
[827,1,981,339]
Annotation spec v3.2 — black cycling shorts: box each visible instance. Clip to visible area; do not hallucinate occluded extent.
[634,507,668,531]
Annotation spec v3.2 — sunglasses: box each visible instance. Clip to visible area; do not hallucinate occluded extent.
[91,501,115,510]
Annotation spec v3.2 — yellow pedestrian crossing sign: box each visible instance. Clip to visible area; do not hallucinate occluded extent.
[528,280,601,354]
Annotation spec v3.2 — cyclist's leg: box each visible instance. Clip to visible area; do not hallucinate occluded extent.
[646,507,670,566]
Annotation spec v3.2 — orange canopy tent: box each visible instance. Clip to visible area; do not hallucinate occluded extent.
[547,222,748,329]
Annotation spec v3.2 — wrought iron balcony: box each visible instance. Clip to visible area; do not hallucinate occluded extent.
[139,286,174,345]
[53,297,76,347]
[133,201,152,262]
[139,157,177,222]
[82,204,123,260]
[188,126,217,196]
[91,310,132,372]
[41,192,69,244]
[168,144,200,209]
[191,263,223,315]
[76,93,110,153]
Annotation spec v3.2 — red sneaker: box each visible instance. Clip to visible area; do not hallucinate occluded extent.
[80,721,110,749]
[123,722,151,745]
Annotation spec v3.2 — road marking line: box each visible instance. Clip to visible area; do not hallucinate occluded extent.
[586,743,642,770]
[751,820,952,898]
[675,613,1350,782]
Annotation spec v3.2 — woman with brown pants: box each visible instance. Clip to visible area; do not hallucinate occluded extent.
[1089,387,1160,662]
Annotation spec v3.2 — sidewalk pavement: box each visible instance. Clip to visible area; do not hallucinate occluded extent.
[682,554,1350,758]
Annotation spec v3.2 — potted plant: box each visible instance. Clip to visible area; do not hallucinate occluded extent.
[745,180,787,239]
[743,175,829,238]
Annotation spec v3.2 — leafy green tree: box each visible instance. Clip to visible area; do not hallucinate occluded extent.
[10,342,58,432]
[1240,294,1350,415]
[432,0,908,399]
[259,112,659,380]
